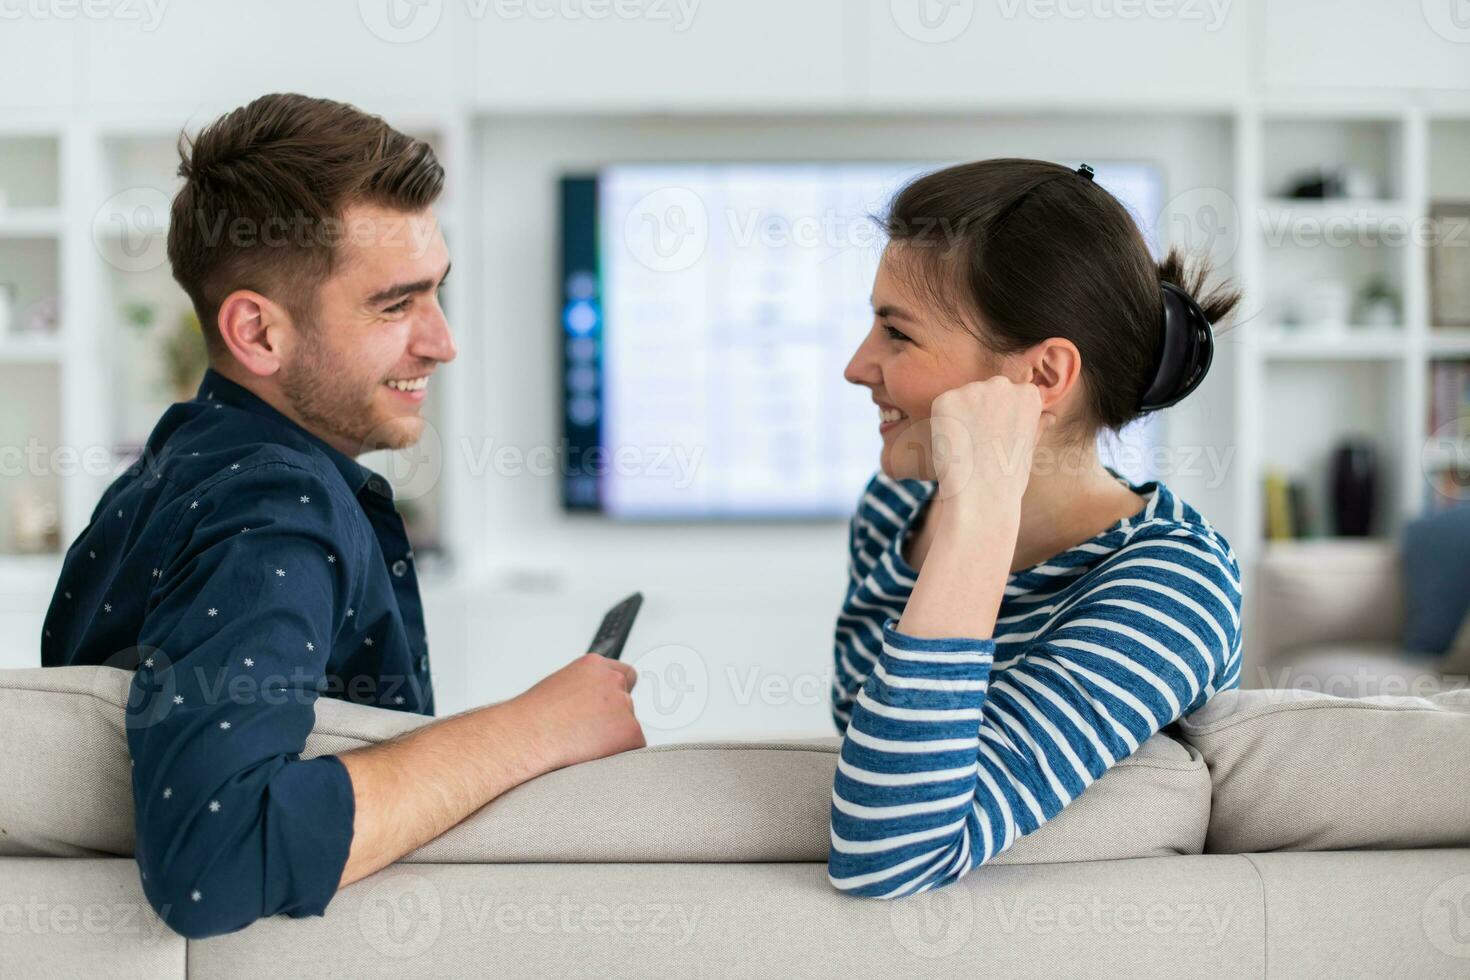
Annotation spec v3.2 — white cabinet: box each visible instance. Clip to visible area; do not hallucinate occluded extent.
[0,19,76,109]
[862,0,1251,108]
[80,1,463,110]
[473,0,855,109]
[1264,0,1470,92]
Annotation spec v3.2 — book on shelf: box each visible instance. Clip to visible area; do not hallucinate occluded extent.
[1429,360,1470,436]
[1264,471,1315,540]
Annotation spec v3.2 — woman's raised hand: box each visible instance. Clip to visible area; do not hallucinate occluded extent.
[927,376,1054,511]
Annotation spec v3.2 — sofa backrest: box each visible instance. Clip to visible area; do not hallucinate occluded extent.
[0,665,1212,866]
[1177,685,1470,853]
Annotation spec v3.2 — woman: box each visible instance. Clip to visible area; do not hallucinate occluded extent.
[829,159,1242,898]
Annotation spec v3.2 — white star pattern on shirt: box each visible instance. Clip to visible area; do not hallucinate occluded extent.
[190,501,198,509]
[306,641,315,652]
[275,568,285,577]
[327,555,336,563]
[44,629,50,637]
[364,637,374,647]
[346,608,354,617]
[152,568,160,578]
[103,602,112,613]
[172,695,184,705]
[219,721,231,730]
[192,451,199,456]
[64,591,71,599]
[394,696,405,704]
[144,657,154,668]
[192,889,202,901]
[116,509,123,518]
[88,550,95,559]
[241,527,250,533]
[207,608,218,617]
[300,495,310,504]
[243,658,254,667]
[162,787,172,799]
[230,463,240,470]
[208,800,220,813]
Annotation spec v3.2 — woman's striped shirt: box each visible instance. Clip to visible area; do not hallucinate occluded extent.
[829,470,1243,898]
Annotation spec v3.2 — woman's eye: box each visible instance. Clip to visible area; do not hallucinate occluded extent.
[883,323,910,343]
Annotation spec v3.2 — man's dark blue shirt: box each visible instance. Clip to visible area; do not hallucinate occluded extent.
[41,367,435,938]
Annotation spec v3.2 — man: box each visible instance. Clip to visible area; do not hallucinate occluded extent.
[41,93,645,940]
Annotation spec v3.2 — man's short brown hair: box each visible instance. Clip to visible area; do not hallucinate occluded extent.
[166,93,444,356]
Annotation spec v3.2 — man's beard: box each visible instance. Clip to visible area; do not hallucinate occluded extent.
[279,331,422,455]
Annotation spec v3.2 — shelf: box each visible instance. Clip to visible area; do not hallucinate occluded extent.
[0,208,63,237]
[0,553,63,596]
[0,336,62,364]
[1429,328,1470,358]
[1257,326,1407,361]
[1260,198,1406,221]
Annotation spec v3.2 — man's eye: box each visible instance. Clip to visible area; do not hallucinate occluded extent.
[883,323,910,343]
[384,299,411,315]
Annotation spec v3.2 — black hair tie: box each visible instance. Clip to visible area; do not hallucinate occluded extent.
[1075,163,1095,181]
[1138,282,1214,411]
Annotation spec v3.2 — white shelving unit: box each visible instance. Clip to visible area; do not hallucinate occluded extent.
[1228,101,1470,569]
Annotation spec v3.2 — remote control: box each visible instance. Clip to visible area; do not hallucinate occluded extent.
[588,592,643,661]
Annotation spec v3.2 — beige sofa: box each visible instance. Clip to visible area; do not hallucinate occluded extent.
[1247,539,1470,696]
[3,664,1470,978]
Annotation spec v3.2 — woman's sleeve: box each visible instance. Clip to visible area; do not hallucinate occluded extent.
[830,511,871,733]
[828,528,1242,898]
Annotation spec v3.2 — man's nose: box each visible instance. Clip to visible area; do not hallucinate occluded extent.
[415,305,457,364]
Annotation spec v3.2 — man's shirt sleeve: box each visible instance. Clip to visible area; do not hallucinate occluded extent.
[128,458,361,939]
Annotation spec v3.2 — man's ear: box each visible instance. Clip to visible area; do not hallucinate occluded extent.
[216,289,289,377]
[1024,337,1084,415]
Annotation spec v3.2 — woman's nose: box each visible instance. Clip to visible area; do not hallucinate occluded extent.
[844,336,879,388]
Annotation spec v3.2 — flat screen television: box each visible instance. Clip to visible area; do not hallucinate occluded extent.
[559,161,1166,519]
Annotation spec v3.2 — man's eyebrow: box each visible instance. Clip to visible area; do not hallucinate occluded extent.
[366,262,452,306]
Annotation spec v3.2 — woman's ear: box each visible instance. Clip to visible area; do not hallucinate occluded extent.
[1023,337,1083,415]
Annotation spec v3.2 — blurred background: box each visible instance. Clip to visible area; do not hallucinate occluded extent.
[2,0,1470,739]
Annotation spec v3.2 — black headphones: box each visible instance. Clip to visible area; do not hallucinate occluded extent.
[1074,163,1215,412]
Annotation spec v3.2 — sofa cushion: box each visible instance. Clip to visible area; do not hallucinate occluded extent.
[0,665,1211,865]
[1177,686,1470,853]
[1401,506,1470,654]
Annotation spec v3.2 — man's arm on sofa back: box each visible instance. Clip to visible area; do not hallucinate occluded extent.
[128,464,365,939]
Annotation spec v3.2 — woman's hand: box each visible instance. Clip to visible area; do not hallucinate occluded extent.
[895,377,1053,641]
[928,377,1053,512]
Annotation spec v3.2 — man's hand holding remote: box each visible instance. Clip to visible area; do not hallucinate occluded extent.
[335,653,644,889]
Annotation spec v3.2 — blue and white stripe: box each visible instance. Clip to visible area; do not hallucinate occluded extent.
[829,471,1242,898]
